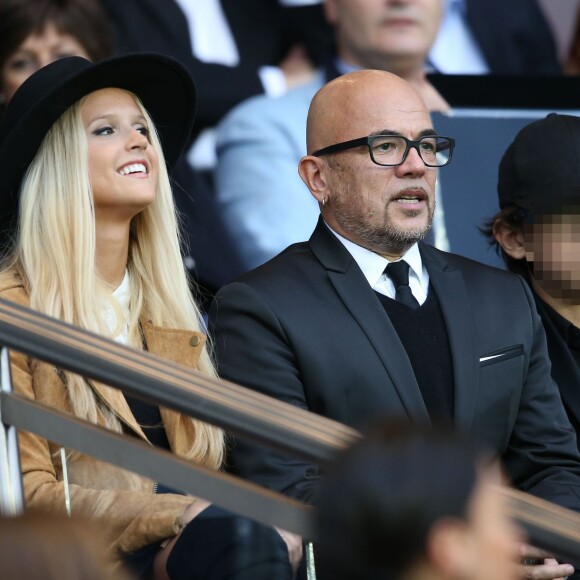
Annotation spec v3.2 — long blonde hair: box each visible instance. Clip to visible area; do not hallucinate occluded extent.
[6,91,223,469]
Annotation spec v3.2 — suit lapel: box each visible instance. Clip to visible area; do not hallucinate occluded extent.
[310,220,430,423]
[420,245,479,431]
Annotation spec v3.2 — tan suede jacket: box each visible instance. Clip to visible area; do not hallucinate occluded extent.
[0,270,209,554]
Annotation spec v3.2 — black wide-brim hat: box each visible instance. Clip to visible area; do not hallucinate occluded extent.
[0,53,196,204]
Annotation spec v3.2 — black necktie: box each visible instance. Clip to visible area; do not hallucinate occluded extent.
[385,261,420,309]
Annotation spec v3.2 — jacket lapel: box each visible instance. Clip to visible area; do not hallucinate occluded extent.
[420,244,479,431]
[310,220,430,423]
[91,381,148,440]
[92,321,206,450]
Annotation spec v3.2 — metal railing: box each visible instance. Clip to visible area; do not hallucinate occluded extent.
[1,296,580,565]
[0,296,358,537]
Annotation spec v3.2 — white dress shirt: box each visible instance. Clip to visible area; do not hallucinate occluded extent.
[175,0,239,66]
[327,224,429,305]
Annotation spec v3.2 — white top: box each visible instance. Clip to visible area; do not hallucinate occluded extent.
[327,224,429,305]
[175,0,240,66]
[103,269,131,345]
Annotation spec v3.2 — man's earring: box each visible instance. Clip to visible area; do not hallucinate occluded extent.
[321,197,327,207]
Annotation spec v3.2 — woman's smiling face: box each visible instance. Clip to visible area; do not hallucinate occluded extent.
[81,88,159,223]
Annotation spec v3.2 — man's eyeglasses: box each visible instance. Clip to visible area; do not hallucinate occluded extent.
[312,134,455,167]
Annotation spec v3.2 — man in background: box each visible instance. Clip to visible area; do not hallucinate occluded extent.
[317,421,523,580]
[215,0,448,271]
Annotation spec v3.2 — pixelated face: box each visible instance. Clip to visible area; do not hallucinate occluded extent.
[325,0,443,69]
[524,213,580,302]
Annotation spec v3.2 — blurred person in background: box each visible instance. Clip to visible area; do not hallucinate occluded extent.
[215,0,449,271]
[429,0,560,75]
[99,0,332,138]
[0,0,112,115]
[0,512,134,580]
[317,421,523,580]
[0,0,113,254]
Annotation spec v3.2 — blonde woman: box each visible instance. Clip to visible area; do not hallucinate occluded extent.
[0,54,298,579]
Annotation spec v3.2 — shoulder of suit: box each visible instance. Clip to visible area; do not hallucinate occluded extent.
[235,241,314,283]
[425,244,519,280]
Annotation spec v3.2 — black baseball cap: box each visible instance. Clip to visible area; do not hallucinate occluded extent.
[497,113,580,215]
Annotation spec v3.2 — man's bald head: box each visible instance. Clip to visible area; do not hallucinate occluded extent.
[306,70,430,154]
[299,68,438,258]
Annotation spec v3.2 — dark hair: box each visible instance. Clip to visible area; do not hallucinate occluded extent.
[481,206,530,276]
[0,0,113,72]
[316,420,490,580]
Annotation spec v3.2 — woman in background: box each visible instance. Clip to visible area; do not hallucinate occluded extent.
[0,0,112,113]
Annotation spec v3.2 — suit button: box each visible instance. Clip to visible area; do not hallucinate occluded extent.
[189,336,201,347]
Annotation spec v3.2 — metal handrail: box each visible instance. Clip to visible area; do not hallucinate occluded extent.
[0,295,355,539]
[0,297,358,462]
[0,392,315,535]
[2,297,580,561]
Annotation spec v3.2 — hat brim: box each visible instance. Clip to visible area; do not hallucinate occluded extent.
[0,53,196,203]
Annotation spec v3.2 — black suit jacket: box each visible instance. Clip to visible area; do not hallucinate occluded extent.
[465,0,560,74]
[210,219,580,508]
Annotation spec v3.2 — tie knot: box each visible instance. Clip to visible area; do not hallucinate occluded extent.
[385,260,410,288]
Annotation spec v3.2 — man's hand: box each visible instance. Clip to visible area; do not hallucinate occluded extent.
[519,544,575,579]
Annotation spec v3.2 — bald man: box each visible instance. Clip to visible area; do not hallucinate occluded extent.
[209,71,580,577]
[215,0,448,272]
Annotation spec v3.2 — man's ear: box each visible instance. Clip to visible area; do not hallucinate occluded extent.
[493,220,526,260]
[427,518,473,579]
[298,155,329,205]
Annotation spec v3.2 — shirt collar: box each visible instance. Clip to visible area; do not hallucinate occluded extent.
[325,221,426,288]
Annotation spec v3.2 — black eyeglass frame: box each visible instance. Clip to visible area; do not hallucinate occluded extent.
[312,134,456,167]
